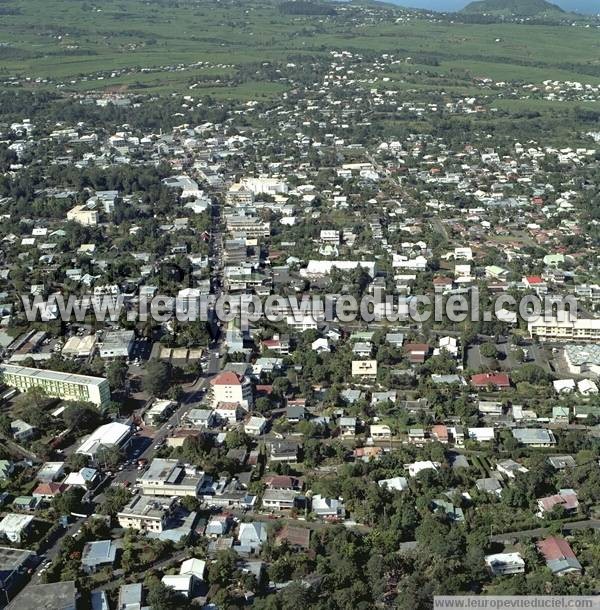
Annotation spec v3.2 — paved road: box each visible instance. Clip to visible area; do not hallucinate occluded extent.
[112,375,210,488]
[28,517,86,584]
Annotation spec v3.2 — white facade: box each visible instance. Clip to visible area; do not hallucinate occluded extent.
[210,372,253,409]
[67,205,98,226]
[529,317,600,341]
[0,513,34,543]
[485,553,525,576]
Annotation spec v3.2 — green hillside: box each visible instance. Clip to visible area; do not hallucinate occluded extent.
[0,0,597,98]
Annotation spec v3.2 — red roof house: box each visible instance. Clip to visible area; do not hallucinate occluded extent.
[431,424,449,443]
[536,537,582,575]
[470,372,510,390]
[404,343,430,364]
[33,482,68,500]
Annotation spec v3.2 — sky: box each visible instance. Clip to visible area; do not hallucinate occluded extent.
[386,0,600,13]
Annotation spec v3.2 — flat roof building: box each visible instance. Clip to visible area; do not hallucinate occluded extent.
[118,495,175,532]
[7,580,78,610]
[138,459,205,497]
[144,399,176,426]
[0,364,110,407]
[512,428,556,447]
[98,330,135,359]
[485,552,525,576]
[529,316,600,342]
[0,546,35,601]
[0,513,34,543]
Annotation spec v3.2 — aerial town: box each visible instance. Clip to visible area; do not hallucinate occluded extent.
[0,0,599,609]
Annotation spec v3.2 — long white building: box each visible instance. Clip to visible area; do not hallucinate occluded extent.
[528,316,600,341]
[0,365,110,407]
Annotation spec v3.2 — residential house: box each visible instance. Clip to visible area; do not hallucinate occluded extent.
[117,583,144,610]
[161,575,192,598]
[377,477,408,492]
[552,406,570,423]
[431,424,449,443]
[238,522,268,554]
[485,553,526,576]
[264,475,303,491]
[261,489,299,511]
[10,420,36,442]
[338,417,357,437]
[497,459,529,479]
[261,334,290,355]
[404,343,430,364]
[32,482,68,502]
[275,525,310,550]
[407,461,440,478]
[369,424,391,440]
[286,405,307,423]
[351,360,378,377]
[0,460,13,480]
[81,540,118,574]
[478,401,503,417]
[269,442,299,463]
[536,537,582,576]
[36,461,66,482]
[311,495,345,520]
[214,402,244,425]
[185,408,217,429]
[408,428,427,445]
[117,495,175,532]
[431,499,465,523]
[353,446,383,462]
[468,427,495,443]
[548,455,576,470]
[244,415,267,436]
[311,338,330,353]
[471,373,510,390]
[206,514,231,537]
[0,514,34,543]
[476,478,503,496]
[537,489,579,518]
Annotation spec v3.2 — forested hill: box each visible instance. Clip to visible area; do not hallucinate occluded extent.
[462,0,565,15]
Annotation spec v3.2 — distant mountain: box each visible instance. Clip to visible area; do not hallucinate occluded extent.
[461,0,564,15]
[384,0,598,14]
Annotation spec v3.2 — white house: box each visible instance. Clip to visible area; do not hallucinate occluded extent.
[485,553,525,576]
[352,360,378,377]
[311,494,345,519]
[369,424,391,440]
[238,522,268,553]
[467,427,495,443]
[0,513,34,543]
[377,477,408,492]
[161,575,192,598]
[407,461,440,478]
[244,415,267,436]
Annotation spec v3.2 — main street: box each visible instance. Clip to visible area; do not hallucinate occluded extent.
[113,188,225,487]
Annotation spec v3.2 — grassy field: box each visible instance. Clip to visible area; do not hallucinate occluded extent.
[0,0,599,97]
